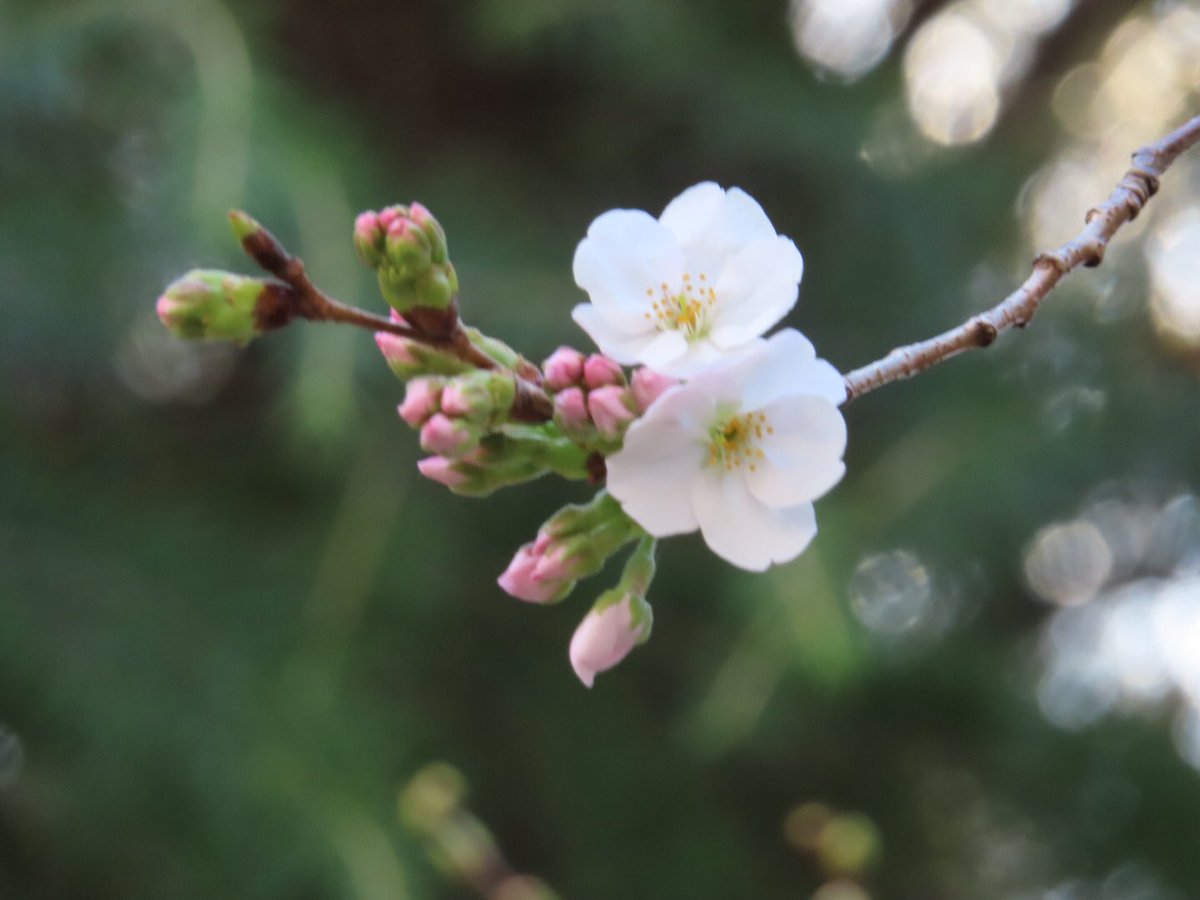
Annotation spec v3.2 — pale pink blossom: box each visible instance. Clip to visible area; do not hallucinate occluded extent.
[572,182,803,377]
[605,329,846,571]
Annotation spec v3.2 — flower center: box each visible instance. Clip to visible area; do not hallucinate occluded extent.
[706,410,772,473]
[644,272,716,341]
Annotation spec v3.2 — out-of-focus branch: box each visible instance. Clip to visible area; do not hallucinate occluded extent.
[400,763,560,900]
[232,212,555,423]
[843,114,1200,403]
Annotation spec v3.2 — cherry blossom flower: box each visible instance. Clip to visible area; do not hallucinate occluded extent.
[605,329,846,571]
[572,182,804,377]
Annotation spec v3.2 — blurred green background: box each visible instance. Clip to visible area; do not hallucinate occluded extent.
[3,0,1200,897]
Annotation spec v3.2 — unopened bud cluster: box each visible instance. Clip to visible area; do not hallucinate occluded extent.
[155,270,278,343]
[398,371,517,458]
[154,197,702,686]
[498,492,640,604]
[355,203,458,313]
[543,346,676,449]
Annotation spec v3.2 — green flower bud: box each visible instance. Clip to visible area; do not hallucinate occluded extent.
[359,203,458,314]
[465,327,524,370]
[355,204,458,314]
[408,202,448,264]
[155,269,278,343]
[418,437,549,497]
[496,423,591,480]
[413,266,457,311]
[440,371,517,426]
[386,218,433,272]
[541,491,625,540]
[354,211,386,269]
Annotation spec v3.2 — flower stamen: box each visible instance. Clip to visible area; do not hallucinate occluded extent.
[644,272,716,340]
[707,410,770,473]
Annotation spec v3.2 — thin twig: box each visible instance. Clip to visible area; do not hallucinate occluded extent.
[843,114,1200,403]
[234,214,555,422]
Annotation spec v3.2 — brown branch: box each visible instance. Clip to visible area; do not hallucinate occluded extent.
[843,114,1200,403]
[233,212,555,423]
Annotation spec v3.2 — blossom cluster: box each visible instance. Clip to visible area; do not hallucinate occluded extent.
[155,184,848,688]
[574,183,847,572]
[511,182,847,683]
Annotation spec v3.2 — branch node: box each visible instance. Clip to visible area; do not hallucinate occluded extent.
[1033,250,1070,274]
[254,282,298,332]
[973,319,998,346]
[585,452,607,485]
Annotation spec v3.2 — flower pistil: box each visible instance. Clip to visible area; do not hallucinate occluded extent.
[707,409,773,472]
[645,272,716,341]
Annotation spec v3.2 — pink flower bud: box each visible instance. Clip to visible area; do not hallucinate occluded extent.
[378,205,405,229]
[497,545,563,604]
[354,211,380,241]
[417,455,467,488]
[569,594,650,688]
[554,387,589,429]
[376,331,418,367]
[399,378,441,428]
[420,413,475,456]
[390,309,408,326]
[582,354,624,389]
[531,544,574,584]
[439,383,471,418]
[587,386,635,437]
[387,218,428,250]
[155,294,186,322]
[543,346,586,391]
[630,367,678,413]
[531,530,554,555]
[354,212,385,269]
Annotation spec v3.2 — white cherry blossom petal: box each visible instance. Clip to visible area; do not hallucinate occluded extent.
[691,468,819,571]
[745,397,848,508]
[793,359,848,407]
[733,328,818,408]
[651,337,734,378]
[668,186,779,263]
[658,181,726,249]
[571,304,659,363]
[709,237,804,346]
[607,433,705,537]
[637,330,691,371]
[573,209,684,314]
[760,395,848,456]
[719,188,781,247]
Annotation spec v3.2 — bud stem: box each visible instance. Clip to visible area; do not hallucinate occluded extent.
[228,210,554,422]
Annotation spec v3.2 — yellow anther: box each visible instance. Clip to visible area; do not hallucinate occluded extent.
[706,409,774,473]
